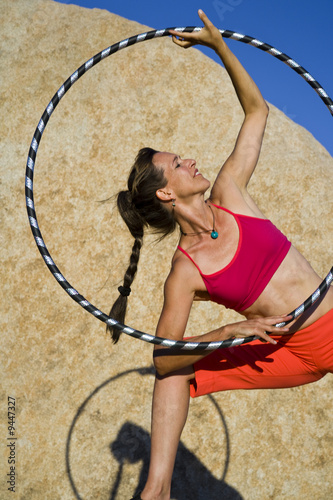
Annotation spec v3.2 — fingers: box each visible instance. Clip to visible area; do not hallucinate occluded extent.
[230,315,292,346]
[263,316,291,334]
[197,9,213,28]
[169,26,200,49]
[256,315,293,344]
[273,314,294,327]
[168,9,220,50]
[258,332,277,345]
[170,34,195,49]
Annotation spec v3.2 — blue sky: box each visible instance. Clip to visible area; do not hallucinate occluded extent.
[55,0,332,155]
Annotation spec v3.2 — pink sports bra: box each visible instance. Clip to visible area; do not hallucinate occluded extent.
[177,204,291,311]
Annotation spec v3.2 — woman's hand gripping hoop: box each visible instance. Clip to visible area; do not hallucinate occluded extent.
[25,22,333,350]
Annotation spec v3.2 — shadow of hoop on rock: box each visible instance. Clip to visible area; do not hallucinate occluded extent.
[66,366,243,500]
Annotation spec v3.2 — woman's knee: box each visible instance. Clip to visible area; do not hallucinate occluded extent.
[155,365,195,384]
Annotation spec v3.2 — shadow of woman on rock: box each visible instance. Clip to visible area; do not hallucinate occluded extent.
[110,420,243,500]
[66,367,243,500]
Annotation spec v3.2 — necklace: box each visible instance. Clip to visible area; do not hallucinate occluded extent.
[180,203,219,239]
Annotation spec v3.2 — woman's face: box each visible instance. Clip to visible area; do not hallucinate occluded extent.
[153,151,210,202]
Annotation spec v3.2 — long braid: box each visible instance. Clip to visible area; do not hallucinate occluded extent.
[108,235,143,343]
[107,147,176,343]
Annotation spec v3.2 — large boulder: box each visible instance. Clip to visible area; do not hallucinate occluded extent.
[1,0,332,498]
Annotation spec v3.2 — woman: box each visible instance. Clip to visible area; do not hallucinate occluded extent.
[108,10,333,500]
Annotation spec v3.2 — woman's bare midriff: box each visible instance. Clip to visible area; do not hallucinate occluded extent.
[242,245,333,331]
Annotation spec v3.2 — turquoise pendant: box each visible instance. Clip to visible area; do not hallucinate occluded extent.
[211,231,219,239]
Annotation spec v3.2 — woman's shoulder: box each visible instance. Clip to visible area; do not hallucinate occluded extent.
[171,245,196,273]
[208,188,266,219]
[209,169,261,214]
[167,246,205,292]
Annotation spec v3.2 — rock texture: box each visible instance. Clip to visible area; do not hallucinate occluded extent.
[1,0,332,499]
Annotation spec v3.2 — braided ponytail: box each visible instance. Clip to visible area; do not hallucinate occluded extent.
[108,234,143,343]
[107,148,176,343]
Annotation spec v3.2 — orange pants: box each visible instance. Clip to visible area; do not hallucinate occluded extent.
[190,308,333,398]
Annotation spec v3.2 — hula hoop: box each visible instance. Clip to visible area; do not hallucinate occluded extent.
[25,26,333,351]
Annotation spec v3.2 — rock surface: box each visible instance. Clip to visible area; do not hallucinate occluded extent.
[1,0,332,499]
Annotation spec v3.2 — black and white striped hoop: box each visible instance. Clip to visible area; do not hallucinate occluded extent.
[25,26,333,351]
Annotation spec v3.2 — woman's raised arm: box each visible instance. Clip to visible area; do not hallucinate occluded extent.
[170,10,269,199]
